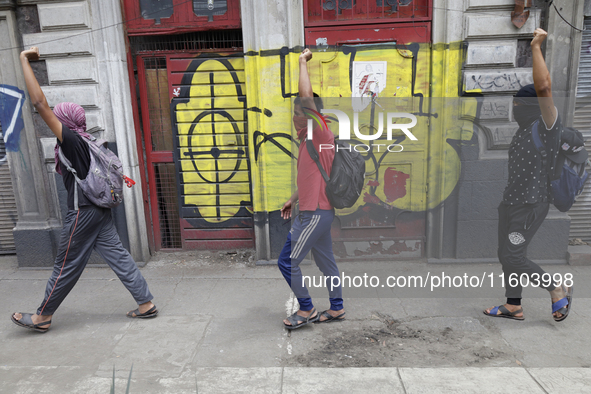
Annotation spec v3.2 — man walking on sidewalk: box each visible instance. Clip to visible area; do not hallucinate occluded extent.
[11,47,158,333]
[277,48,345,330]
[484,29,572,322]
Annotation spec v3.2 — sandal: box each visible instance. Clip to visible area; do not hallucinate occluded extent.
[552,285,573,322]
[11,313,52,333]
[283,308,318,330]
[483,305,525,321]
[315,310,346,323]
[127,305,158,319]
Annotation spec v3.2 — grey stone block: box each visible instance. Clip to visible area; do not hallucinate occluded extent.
[41,85,99,109]
[466,41,516,67]
[23,31,93,57]
[478,122,518,150]
[459,139,480,161]
[40,137,55,160]
[465,10,540,39]
[13,226,59,267]
[456,220,498,259]
[85,111,104,131]
[529,215,570,261]
[467,0,515,9]
[471,181,504,220]
[46,57,98,85]
[464,69,534,94]
[469,96,512,121]
[38,2,90,31]
[457,181,473,222]
[462,160,506,182]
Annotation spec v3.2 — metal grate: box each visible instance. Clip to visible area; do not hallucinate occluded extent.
[154,163,182,249]
[130,30,243,53]
[570,17,591,242]
[0,130,17,253]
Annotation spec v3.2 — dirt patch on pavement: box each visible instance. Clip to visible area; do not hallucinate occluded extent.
[290,313,520,367]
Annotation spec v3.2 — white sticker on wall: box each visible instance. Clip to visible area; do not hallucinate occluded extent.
[352,61,387,112]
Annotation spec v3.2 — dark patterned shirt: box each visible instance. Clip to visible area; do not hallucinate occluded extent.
[503,113,562,205]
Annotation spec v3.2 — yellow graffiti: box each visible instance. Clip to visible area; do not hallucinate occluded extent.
[244,42,476,216]
[175,57,250,223]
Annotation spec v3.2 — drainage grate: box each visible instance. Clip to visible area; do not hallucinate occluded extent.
[129,29,243,53]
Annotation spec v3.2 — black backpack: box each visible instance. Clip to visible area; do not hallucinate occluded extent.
[306,138,366,209]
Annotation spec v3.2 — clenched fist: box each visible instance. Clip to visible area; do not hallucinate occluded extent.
[20,47,40,61]
[299,48,313,63]
[531,28,547,48]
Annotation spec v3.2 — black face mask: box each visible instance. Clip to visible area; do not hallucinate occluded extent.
[513,84,540,129]
[513,104,541,129]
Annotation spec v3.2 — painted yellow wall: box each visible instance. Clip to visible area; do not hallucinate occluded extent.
[244,42,476,218]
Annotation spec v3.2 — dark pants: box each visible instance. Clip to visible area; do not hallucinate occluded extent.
[277,209,343,312]
[497,201,557,299]
[37,206,153,315]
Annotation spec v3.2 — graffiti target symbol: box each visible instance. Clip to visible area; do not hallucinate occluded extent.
[184,109,244,184]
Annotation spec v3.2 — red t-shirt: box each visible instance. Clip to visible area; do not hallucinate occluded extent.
[294,115,335,211]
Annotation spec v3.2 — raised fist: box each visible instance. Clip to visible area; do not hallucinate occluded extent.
[20,47,40,61]
[299,48,313,63]
[531,28,548,48]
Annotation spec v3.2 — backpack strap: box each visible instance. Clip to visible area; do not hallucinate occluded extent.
[531,121,548,176]
[57,147,81,211]
[305,138,330,183]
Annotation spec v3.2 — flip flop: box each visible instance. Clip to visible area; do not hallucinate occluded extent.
[552,285,573,322]
[283,308,318,330]
[127,305,158,319]
[483,305,525,321]
[11,313,51,333]
[315,310,346,323]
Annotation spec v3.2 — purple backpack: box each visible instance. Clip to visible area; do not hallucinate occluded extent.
[58,135,135,210]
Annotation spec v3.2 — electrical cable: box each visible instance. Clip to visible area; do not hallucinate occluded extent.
[0,1,585,54]
[548,1,585,32]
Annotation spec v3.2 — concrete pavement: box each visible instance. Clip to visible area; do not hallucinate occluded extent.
[1,252,591,393]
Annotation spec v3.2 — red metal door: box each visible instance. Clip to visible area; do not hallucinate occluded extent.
[137,55,183,249]
[136,53,254,250]
[169,53,254,249]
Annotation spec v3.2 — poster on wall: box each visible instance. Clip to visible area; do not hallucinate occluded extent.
[352,61,387,112]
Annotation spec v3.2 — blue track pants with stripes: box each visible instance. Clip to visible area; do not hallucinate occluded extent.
[277,208,343,311]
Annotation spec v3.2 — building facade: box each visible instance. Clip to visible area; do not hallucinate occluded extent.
[0,0,588,267]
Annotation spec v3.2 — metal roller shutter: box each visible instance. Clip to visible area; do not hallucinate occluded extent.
[571,17,591,242]
[0,131,17,253]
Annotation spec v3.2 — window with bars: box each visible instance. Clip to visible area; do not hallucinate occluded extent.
[130,30,243,54]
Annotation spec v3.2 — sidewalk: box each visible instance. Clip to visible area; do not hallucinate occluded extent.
[1,252,590,393]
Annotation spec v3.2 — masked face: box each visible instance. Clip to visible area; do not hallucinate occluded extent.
[513,84,540,129]
[513,101,541,129]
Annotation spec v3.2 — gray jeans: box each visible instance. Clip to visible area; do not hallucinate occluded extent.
[37,206,153,315]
